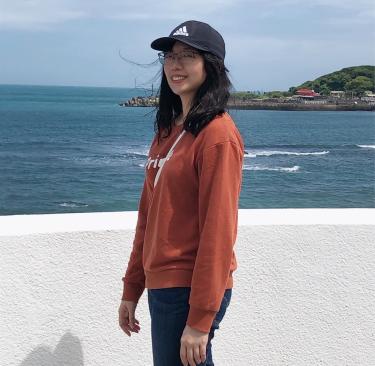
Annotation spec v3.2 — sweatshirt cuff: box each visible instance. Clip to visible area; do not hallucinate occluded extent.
[186,306,217,333]
[121,278,144,302]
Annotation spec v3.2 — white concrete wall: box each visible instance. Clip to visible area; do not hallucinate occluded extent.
[1,209,374,366]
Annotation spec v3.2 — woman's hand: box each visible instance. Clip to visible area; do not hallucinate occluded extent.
[180,325,209,366]
[118,300,141,336]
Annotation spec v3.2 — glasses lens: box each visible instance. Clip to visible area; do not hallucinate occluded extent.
[159,50,199,65]
[158,52,165,65]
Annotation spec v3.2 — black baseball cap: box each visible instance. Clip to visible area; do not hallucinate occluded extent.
[150,20,225,60]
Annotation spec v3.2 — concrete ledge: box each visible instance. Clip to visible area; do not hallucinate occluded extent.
[0,208,373,236]
[1,209,374,365]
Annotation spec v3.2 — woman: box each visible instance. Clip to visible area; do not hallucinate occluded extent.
[118,20,244,366]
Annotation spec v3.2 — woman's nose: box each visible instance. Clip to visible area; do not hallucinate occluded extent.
[168,55,184,68]
[170,61,183,70]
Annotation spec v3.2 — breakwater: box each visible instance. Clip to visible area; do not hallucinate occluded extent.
[228,102,375,111]
[118,96,375,111]
[119,96,158,107]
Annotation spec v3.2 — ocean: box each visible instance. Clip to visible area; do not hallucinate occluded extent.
[0,84,374,215]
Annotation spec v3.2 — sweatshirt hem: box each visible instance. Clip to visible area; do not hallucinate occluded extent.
[145,269,233,289]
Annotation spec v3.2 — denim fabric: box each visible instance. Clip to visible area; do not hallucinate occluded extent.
[147,287,232,366]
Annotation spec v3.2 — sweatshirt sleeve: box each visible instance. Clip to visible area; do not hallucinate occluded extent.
[186,140,244,333]
[121,177,149,302]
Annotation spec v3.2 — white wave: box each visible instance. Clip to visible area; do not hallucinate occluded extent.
[357,144,375,149]
[244,150,329,157]
[69,156,116,164]
[59,153,143,165]
[243,165,300,172]
[59,201,88,208]
[126,149,150,157]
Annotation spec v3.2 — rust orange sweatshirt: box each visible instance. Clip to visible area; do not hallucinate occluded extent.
[121,111,244,333]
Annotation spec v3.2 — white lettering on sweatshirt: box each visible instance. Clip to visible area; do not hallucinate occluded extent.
[145,152,173,170]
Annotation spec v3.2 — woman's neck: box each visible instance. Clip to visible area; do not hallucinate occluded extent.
[176,94,194,126]
[175,115,184,126]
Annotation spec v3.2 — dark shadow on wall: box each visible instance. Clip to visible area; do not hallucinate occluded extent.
[20,332,83,366]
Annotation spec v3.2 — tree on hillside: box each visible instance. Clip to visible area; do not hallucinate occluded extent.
[319,85,331,96]
[290,65,374,95]
[344,76,373,96]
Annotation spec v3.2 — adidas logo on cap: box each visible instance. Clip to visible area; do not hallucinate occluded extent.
[173,26,189,37]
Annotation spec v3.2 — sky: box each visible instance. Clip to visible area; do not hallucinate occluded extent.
[0,0,374,91]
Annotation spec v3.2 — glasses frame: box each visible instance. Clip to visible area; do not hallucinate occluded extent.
[158,50,201,66]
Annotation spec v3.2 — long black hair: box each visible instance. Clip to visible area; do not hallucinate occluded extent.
[154,49,232,143]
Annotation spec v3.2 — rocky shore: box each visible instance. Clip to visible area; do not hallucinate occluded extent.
[227,100,375,111]
[119,96,159,107]
[119,96,375,111]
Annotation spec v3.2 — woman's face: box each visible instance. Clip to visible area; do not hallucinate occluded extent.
[163,41,206,101]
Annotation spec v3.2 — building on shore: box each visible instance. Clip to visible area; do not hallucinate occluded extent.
[330,90,345,98]
[296,88,320,97]
[361,91,375,105]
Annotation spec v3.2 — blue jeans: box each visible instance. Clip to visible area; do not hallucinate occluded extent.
[147,287,232,366]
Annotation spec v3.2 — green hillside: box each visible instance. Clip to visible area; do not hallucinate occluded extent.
[289,65,375,96]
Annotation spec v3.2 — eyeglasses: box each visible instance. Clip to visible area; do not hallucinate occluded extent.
[158,50,201,66]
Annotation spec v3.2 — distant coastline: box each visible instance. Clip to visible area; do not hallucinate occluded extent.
[118,96,375,111]
[118,65,375,111]
[226,101,375,111]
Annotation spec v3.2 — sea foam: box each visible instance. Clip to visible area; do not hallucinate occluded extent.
[243,165,300,172]
[244,150,329,157]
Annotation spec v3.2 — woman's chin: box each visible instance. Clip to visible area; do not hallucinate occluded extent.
[170,86,184,94]
[170,87,192,98]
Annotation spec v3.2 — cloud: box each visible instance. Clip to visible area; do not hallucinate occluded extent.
[259,0,374,9]
[324,8,375,26]
[0,0,242,30]
[0,0,88,30]
[244,0,375,26]
[1,0,373,31]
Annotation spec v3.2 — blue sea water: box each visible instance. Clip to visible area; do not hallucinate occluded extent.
[0,84,374,215]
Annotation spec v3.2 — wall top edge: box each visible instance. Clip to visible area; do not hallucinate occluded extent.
[0,209,374,236]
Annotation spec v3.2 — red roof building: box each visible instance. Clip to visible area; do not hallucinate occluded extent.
[296,88,320,97]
